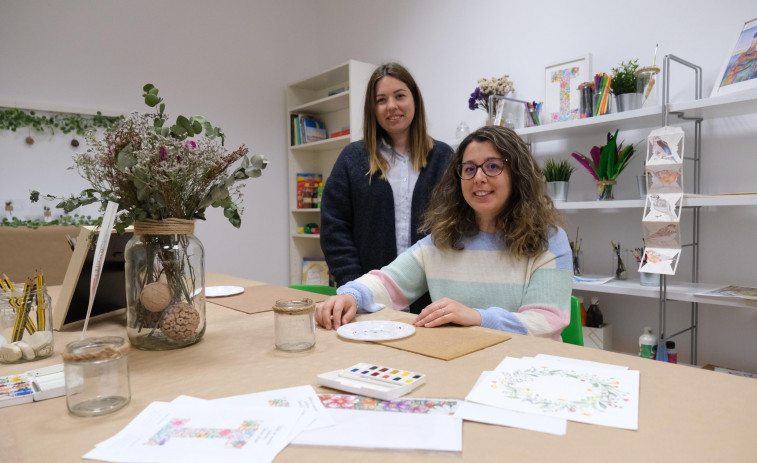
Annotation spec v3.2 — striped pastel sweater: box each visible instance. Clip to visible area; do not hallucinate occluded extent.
[337,228,574,340]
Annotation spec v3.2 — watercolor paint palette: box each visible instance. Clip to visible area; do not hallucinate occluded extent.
[318,362,426,400]
[0,363,65,408]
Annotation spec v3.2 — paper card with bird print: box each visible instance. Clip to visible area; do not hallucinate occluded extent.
[646,164,683,194]
[642,222,681,249]
[639,247,681,275]
[646,126,684,165]
[644,193,682,222]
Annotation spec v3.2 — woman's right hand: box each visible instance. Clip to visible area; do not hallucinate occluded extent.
[315,294,358,330]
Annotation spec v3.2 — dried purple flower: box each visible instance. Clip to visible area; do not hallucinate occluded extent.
[159,146,167,161]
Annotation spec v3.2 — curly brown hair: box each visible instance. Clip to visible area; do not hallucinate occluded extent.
[421,125,562,258]
[363,62,433,178]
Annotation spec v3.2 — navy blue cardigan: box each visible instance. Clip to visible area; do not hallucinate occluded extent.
[320,139,453,312]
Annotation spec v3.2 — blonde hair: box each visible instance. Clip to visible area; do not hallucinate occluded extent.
[362,62,433,178]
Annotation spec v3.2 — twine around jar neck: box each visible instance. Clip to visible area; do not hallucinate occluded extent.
[62,342,130,363]
[597,179,617,186]
[133,218,195,235]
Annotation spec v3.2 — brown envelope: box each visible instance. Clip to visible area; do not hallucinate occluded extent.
[208,284,329,314]
[373,313,510,361]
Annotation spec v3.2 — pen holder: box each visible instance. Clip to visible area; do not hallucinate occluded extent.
[63,336,131,417]
[0,284,53,364]
[523,104,544,128]
[273,298,315,352]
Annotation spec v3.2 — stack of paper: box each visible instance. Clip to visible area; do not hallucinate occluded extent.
[458,354,640,433]
[83,385,463,462]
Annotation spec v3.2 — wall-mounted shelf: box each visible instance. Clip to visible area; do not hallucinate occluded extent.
[573,279,757,310]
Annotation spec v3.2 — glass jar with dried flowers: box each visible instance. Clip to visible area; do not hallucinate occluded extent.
[31,84,268,350]
[468,75,515,124]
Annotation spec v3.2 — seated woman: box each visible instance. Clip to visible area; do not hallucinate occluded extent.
[315,125,573,340]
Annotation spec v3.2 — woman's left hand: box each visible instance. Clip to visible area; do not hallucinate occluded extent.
[413,297,482,328]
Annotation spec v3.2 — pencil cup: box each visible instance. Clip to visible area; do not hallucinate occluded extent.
[273,298,315,352]
[639,272,659,287]
[63,336,131,417]
[0,284,53,364]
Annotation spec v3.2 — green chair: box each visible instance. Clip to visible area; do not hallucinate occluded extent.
[288,284,337,296]
[561,295,584,346]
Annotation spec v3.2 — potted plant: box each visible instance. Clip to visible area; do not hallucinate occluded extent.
[610,59,642,112]
[541,158,575,201]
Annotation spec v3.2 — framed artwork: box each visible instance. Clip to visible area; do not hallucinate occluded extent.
[711,17,757,97]
[544,54,592,123]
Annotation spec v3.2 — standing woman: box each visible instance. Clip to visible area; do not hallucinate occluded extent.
[320,62,453,313]
[316,125,573,340]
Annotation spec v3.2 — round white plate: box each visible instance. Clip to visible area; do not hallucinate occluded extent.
[205,286,244,297]
[337,320,415,341]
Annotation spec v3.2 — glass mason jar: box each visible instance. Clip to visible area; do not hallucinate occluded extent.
[63,336,131,417]
[0,282,54,364]
[273,298,315,352]
[124,219,205,350]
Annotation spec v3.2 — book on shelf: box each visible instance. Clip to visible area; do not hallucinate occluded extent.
[302,257,330,285]
[330,127,350,138]
[301,116,327,143]
[290,114,327,145]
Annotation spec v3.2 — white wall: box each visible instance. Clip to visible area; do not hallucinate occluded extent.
[1,0,755,371]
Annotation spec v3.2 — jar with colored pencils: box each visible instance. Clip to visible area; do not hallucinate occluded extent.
[0,276,53,364]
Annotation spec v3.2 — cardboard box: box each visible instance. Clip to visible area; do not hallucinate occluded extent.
[582,323,612,350]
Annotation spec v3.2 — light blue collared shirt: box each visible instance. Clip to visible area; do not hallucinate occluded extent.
[379,139,420,255]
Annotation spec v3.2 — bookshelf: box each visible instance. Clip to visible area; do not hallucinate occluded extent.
[286,60,375,285]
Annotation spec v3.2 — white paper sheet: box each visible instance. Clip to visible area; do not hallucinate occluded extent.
[292,408,462,451]
[203,385,333,431]
[85,400,308,463]
[466,357,639,430]
[454,400,566,435]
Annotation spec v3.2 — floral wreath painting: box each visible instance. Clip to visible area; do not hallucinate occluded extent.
[490,367,630,415]
[712,17,757,97]
[544,54,592,123]
[465,359,639,429]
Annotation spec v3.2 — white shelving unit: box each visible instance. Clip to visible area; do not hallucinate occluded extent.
[286,60,375,285]
[516,57,757,362]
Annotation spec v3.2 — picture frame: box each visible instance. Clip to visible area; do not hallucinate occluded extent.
[544,54,592,123]
[711,17,757,97]
[53,226,131,330]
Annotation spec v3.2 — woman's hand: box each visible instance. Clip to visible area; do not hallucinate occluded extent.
[315,294,358,330]
[413,297,482,328]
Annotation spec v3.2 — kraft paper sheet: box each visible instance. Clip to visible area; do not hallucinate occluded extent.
[209,284,328,314]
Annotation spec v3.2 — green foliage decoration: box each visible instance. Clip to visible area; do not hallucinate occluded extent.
[0,107,123,137]
[610,59,640,95]
[541,158,575,182]
[29,83,268,232]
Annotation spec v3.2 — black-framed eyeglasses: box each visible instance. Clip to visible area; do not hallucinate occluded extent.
[456,158,507,180]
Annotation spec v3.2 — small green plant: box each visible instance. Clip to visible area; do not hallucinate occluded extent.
[542,158,575,182]
[610,59,640,95]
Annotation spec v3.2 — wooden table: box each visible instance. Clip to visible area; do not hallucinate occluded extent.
[1,273,756,462]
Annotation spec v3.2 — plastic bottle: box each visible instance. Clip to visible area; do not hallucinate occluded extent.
[578,296,587,326]
[585,297,603,328]
[639,326,657,359]
[666,341,677,364]
[302,183,313,208]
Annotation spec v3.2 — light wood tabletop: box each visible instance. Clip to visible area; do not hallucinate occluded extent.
[1,272,755,462]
